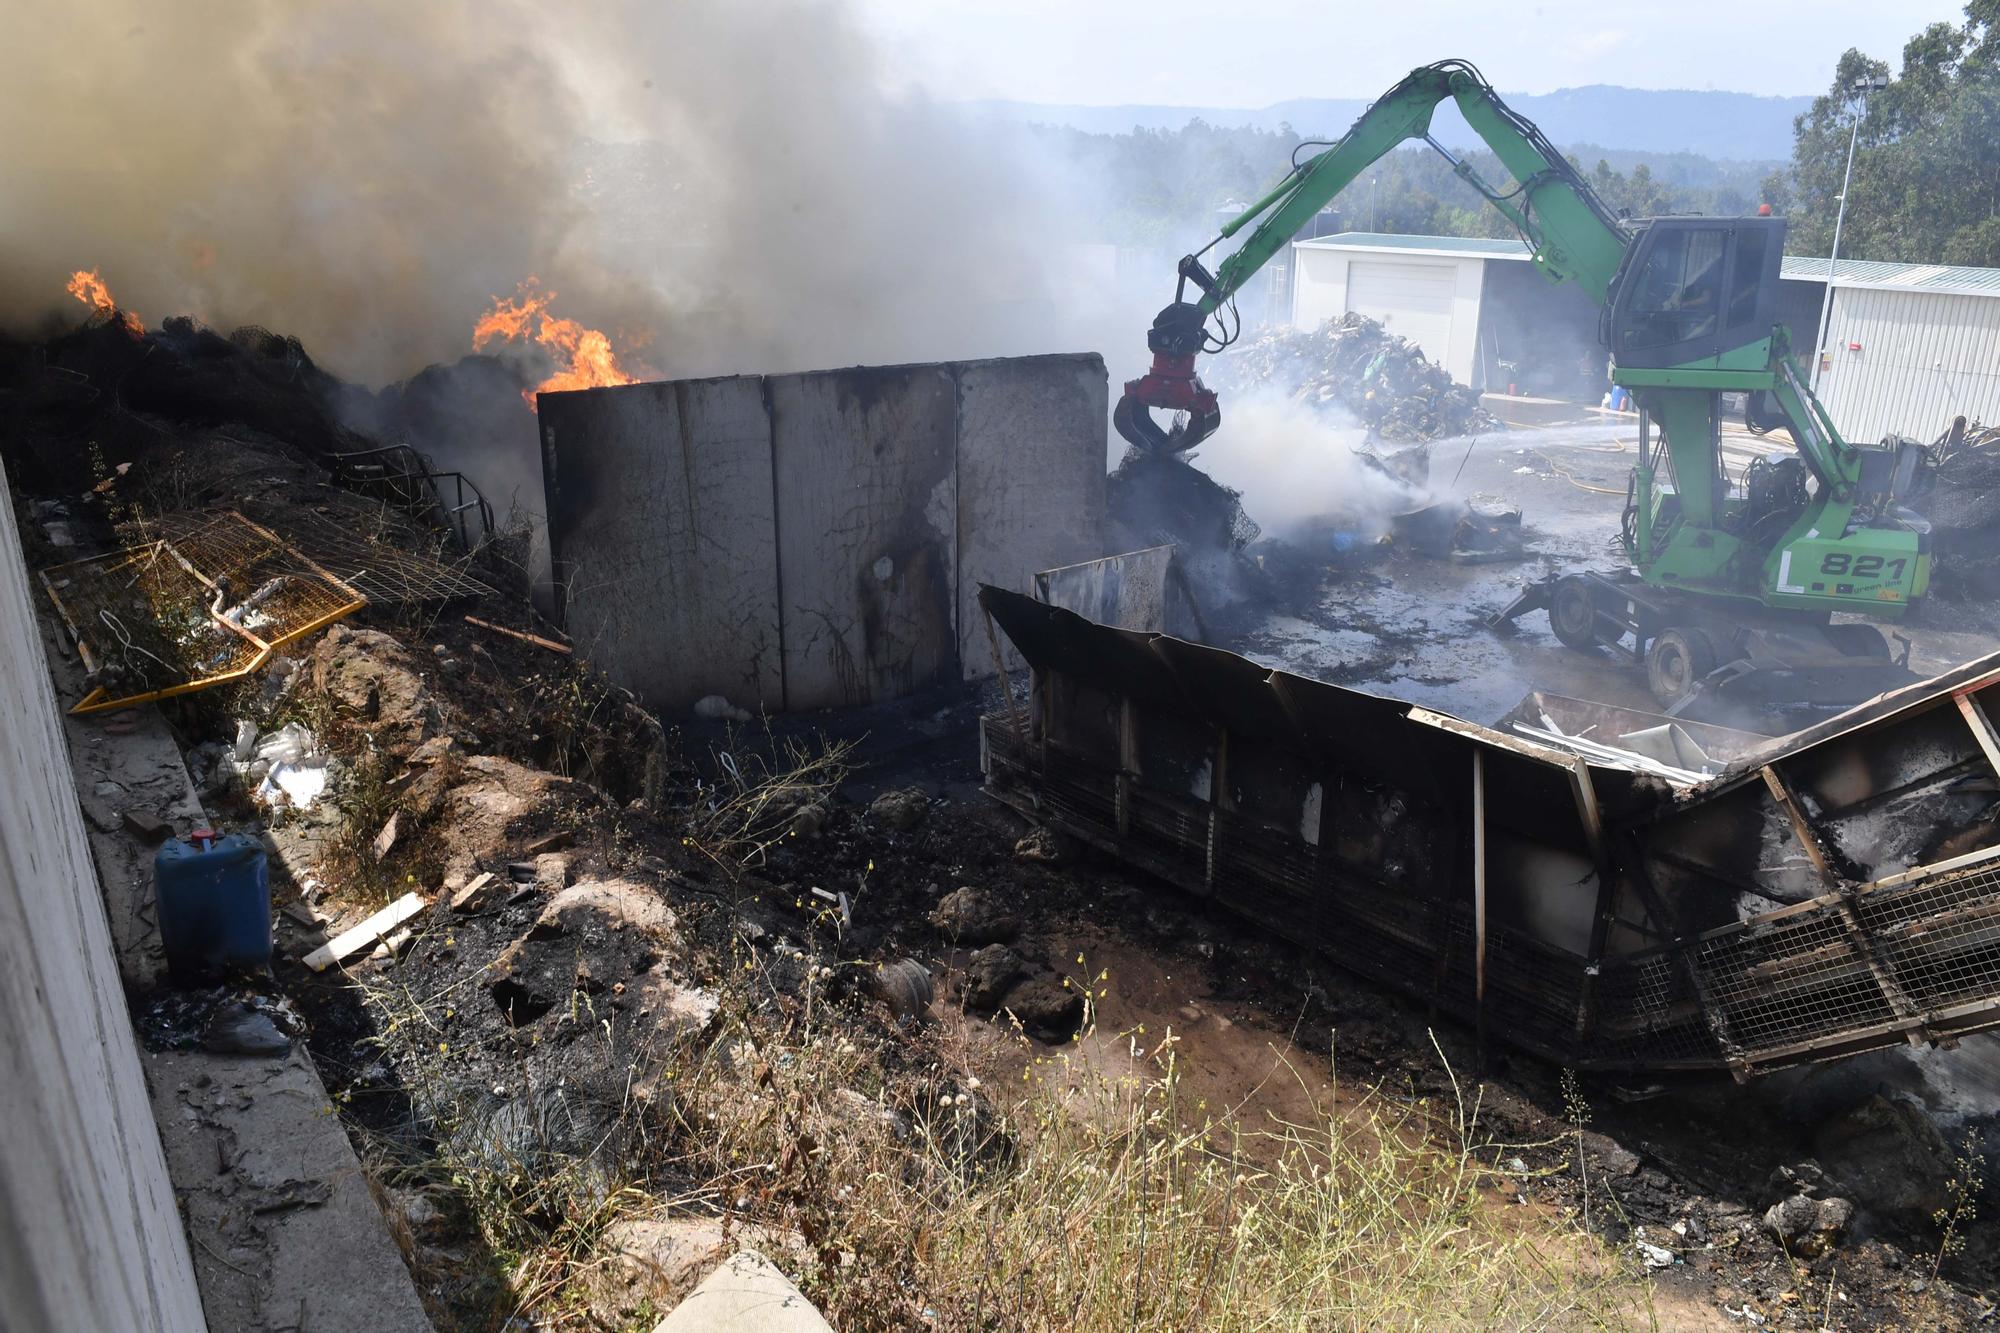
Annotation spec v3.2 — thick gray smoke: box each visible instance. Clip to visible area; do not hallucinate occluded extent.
[1198,390,1429,542]
[2,1,1157,609]
[0,2,585,378]
[0,0,1133,384]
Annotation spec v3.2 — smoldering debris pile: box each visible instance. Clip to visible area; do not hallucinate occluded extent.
[1107,451,1261,554]
[1208,312,1499,443]
[1104,312,1519,572]
[1,314,533,491]
[1927,420,2000,604]
[1,316,368,466]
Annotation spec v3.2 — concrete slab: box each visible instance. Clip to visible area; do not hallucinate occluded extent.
[542,354,1110,713]
[651,1248,832,1333]
[148,1048,436,1332]
[54,699,207,988]
[954,353,1107,676]
[540,377,782,713]
[0,466,204,1332]
[768,365,959,710]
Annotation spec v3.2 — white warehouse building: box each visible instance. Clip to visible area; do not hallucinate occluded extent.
[1798,256,2000,442]
[1289,233,1512,387]
[1289,232,2000,443]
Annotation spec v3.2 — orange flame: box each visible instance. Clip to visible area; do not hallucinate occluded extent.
[473,279,639,407]
[67,268,144,337]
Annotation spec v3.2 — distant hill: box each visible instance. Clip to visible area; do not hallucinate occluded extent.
[969,85,1808,162]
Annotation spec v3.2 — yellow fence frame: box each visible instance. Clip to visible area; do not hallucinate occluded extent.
[41,512,367,715]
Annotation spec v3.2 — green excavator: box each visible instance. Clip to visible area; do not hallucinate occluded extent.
[1113,59,1935,714]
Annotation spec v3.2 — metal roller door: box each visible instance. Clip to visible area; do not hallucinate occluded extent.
[1347,259,1456,367]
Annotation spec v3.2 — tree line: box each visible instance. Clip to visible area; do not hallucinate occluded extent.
[1047,2,1999,269]
[1038,120,1770,251]
[1779,1,2000,266]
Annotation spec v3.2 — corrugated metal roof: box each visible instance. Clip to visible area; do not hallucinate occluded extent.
[1299,231,2000,297]
[1294,232,1532,260]
[1780,254,2000,297]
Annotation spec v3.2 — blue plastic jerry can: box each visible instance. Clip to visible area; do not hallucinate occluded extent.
[153,831,272,982]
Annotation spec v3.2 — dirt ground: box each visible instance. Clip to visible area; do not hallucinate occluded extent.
[894,797,1998,1331]
[8,322,2000,1329]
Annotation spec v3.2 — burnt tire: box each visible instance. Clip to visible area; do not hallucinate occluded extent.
[1825,623,1891,660]
[1648,627,1717,707]
[1549,576,1602,650]
[871,958,935,1021]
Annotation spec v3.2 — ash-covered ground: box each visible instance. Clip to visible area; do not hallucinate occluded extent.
[1204,409,2000,729]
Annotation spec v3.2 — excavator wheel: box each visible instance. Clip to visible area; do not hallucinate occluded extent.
[1647,627,1717,708]
[1548,575,1603,650]
[1824,623,1892,660]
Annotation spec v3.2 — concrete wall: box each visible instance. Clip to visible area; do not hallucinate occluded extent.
[1818,286,2000,442]
[769,365,960,710]
[0,464,205,1331]
[541,354,1106,713]
[955,356,1109,675]
[538,376,782,708]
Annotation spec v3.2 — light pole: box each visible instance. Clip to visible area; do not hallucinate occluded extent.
[1811,73,1890,393]
[1369,175,1379,232]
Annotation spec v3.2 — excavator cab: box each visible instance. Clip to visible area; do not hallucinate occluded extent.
[1604,216,1786,371]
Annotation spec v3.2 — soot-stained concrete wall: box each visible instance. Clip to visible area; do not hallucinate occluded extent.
[0,463,205,1332]
[769,364,960,710]
[955,356,1109,675]
[538,376,782,709]
[541,353,1106,713]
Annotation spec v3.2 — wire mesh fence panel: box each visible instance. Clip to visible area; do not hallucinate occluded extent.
[43,543,261,697]
[42,513,365,713]
[148,508,494,604]
[1590,951,1728,1069]
[270,508,496,603]
[1857,863,2000,1013]
[1127,783,1210,865]
[1214,812,1318,938]
[1691,906,1896,1054]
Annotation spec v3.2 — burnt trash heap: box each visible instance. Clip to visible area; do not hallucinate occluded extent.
[1207,311,1500,443]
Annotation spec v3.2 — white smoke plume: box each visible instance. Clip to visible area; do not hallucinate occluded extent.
[1195,390,1429,543]
[0,0,1136,384]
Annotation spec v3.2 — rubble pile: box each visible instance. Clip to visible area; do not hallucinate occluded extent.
[1106,449,1262,552]
[1926,419,2000,604]
[1208,312,1499,443]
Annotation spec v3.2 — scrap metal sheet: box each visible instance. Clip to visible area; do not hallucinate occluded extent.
[1035,544,1178,635]
[978,583,2000,1078]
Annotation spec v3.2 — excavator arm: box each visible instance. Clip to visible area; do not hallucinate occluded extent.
[1118,58,1939,709]
[1115,60,1631,454]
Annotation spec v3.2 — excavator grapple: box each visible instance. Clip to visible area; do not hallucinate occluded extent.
[1113,301,1220,455]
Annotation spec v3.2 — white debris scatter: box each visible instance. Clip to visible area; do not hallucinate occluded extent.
[234,720,331,809]
[693,694,753,722]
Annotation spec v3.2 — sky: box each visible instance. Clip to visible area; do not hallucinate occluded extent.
[852,0,1963,105]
